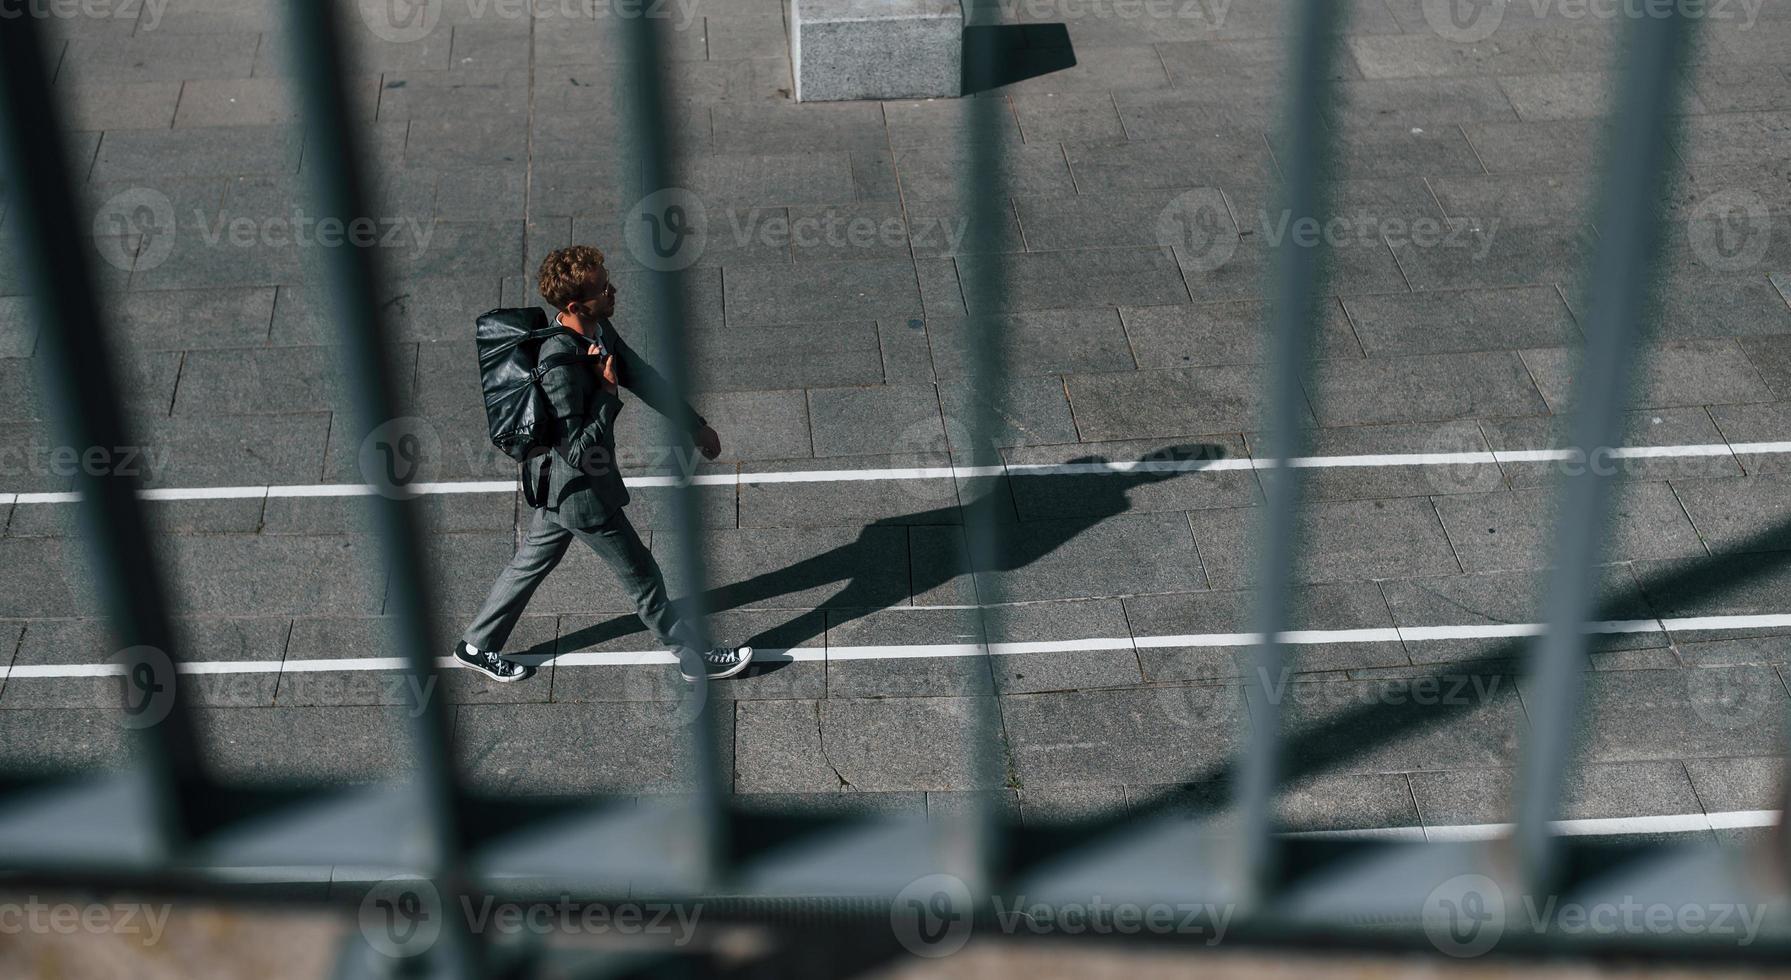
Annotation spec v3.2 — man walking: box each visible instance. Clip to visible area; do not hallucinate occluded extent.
[454,245,752,683]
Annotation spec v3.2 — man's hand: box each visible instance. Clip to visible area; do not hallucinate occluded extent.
[693,423,721,460]
[588,344,620,394]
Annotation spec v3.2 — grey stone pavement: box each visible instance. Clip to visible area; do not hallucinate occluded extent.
[0,0,1788,840]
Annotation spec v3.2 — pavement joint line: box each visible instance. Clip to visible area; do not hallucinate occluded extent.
[7,439,1783,505]
[6,613,1790,679]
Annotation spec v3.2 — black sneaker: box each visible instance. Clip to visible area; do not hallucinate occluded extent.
[454,640,534,683]
[680,645,754,682]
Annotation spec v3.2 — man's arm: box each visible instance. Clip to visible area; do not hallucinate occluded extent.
[542,349,623,475]
[606,325,705,433]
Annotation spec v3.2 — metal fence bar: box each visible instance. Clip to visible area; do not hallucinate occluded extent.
[1514,8,1697,893]
[0,9,206,853]
[614,8,726,886]
[957,3,1018,892]
[1237,0,1347,897]
[282,1,479,973]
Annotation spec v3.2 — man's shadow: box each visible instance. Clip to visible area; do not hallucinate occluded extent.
[550,444,1229,670]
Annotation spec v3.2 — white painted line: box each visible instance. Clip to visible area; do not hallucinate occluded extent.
[5,439,1776,506]
[1707,809,1780,830]
[1661,614,1791,632]
[1423,810,1778,842]
[141,486,267,502]
[12,611,1791,680]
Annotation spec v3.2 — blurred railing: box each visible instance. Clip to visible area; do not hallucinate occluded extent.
[0,1,1786,977]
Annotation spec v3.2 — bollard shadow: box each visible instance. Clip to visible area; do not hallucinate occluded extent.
[554,444,1229,673]
[962,23,1077,95]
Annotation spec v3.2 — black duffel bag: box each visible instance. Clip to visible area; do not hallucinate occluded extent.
[473,307,594,499]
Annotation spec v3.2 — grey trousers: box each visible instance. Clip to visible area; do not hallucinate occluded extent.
[462,507,698,659]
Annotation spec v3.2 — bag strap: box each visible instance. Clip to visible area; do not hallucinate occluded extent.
[537,351,598,375]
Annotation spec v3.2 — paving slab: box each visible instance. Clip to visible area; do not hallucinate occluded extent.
[676,524,913,619]
[948,246,1192,313]
[1433,483,1707,574]
[1521,666,1790,765]
[194,706,416,786]
[686,321,888,392]
[1683,756,1785,814]
[914,510,1207,605]
[1004,684,1246,787]
[0,708,130,777]
[1249,420,1506,500]
[723,259,923,325]
[980,597,1142,695]
[1002,435,1259,519]
[455,700,732,795]
[1342,285,1579,358]
[825,607,996,699]
[1310,351,1549,427]
[56,33,260,84]
[3,616,288,710]
[1672,476,1791,557]
[1482,407,1741,488]
[271,276,500,344]
[1065,363,1289,442]
[739,453,963,529]
[1392,219,1595,292]
[1061,131,1278,195]
[164,534,388,617]
[1125,581,1408,682]
[1265,670,1528,777]
[1272,772,1422,833]
[1521,339,1775,412]
[137,413,334,489]
[938,375,1079,448]
[1123,298,1360,368]
[552,608,825,705]
[1189,497,1462,590]
[893,142,1077,199]
[1638,551,1791,645]
[1378,565,1662,666]
[674,152,860,208]
[1710,401,1791,476]
[806,383,942,458]
[59,81,183,131]
[927,308,1135,379]
[734,696,999,793]
[1409,761,1705,832]
[1018,783,1131,826]
[276,615,551,708]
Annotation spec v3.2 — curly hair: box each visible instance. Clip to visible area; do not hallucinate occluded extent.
[537,244,609,311]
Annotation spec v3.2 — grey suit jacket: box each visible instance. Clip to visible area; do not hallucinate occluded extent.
[527,317,705,530]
